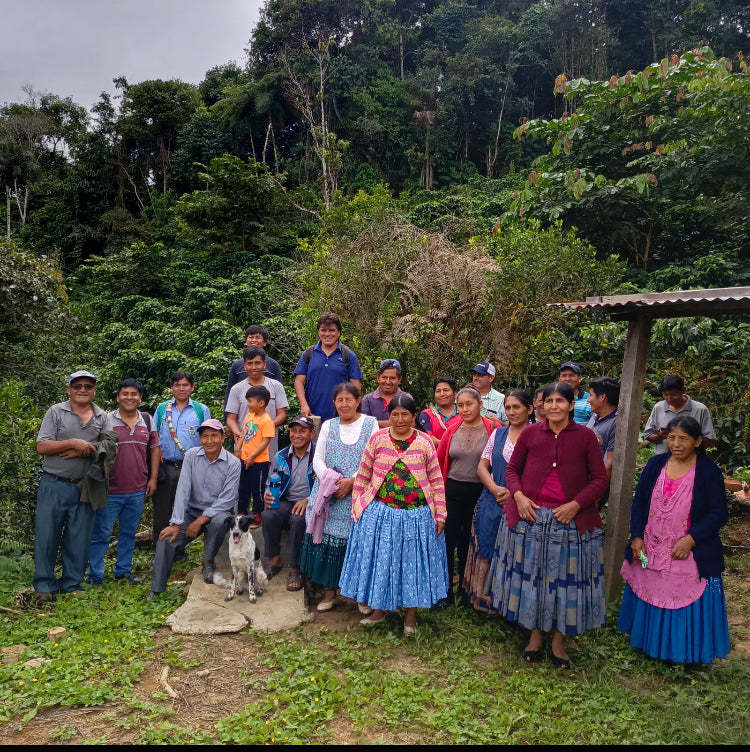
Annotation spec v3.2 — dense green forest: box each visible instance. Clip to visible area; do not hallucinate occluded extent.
[1,0,749,546]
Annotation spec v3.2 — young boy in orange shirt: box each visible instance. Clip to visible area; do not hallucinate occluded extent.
[237,385,275,528]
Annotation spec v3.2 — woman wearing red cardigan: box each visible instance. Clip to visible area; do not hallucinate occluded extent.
[437,387,493,606]
[486,381,608,668]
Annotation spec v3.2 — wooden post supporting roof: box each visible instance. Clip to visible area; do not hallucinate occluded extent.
[604,315,652,604]
[557,286,750,605]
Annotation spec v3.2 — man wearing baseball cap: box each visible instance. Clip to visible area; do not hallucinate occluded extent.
[262,415,317,592]
[34,370,113,604]
[148,418,240,598]
[558,361,593,425]
[471,361,507,424]
[361,359,413,428]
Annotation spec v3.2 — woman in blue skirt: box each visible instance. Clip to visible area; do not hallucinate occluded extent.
[339,394,449,634]
[486,382,609,668]
[463,390,534,612]
[299,383,378,612]
[618,415,730,663]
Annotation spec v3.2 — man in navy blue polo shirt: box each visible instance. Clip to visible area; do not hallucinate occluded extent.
[293,313,363,422]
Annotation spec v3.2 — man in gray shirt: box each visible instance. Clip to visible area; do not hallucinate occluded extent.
[262,416,316,592]
[226,346,288,467]
[644,375,716,454]
[148,419,241,598]
[586,377,620,479]
[587,377,620,511]
[34,370,113,603]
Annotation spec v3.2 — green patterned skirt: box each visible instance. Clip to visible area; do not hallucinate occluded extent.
[300,533,348,590]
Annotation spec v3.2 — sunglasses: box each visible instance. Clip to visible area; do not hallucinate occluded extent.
[70,383,96,392]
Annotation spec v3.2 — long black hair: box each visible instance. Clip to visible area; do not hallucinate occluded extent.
[505,389,534,422]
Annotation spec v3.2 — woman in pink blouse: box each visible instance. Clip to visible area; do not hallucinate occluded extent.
[486,381,608,668]
[618,415,729,663]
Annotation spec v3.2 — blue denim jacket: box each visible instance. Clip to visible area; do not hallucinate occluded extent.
[273,442,316,499]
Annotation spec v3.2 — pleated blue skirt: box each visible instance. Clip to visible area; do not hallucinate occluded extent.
[339,502,449,610]
[617,576,730,664]
[486,506,606,635]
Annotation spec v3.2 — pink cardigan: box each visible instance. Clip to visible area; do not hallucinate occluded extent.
[351,429,447,523]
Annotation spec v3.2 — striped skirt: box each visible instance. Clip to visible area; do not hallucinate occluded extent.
[486,505,606,635]
[339,502,449,611]
[463,525,497,613]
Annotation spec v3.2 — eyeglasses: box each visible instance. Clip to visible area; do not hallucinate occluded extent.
[70,384,96,392]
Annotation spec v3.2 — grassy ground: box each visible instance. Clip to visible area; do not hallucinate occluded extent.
[1,531,749,745]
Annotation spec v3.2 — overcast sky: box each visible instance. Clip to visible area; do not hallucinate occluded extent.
[0,0,265,110]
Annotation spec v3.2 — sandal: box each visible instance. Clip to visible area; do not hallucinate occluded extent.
[551,655,571,669]
[266,564,283,580]
[286,571,303,592]
[523,649,542,663]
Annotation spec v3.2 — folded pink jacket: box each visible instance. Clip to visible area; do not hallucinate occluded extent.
[306,467,343,544]
[351,429,447,523]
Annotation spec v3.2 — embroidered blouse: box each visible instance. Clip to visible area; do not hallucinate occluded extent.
[375,433,428,510]
[352,429,446,523]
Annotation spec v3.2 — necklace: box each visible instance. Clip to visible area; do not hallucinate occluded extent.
[166,401,186,453]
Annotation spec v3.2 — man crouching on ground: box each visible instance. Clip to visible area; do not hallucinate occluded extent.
[147,419,240,599]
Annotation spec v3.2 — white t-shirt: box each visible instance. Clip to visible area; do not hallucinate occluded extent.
[312,415,379,479]
[226,377,289,430]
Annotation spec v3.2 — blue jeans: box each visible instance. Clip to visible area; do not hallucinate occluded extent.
[87,490,146,582]
[34,473,96,593]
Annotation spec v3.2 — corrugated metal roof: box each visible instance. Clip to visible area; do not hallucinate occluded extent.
[555,287,750,319]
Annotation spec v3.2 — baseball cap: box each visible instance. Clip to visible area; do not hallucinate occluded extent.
[471,361,496,377]
[289,415,315,430]
[197,418,225,433]
[378,358,402,375]
[559,361,582,374]
[66,370,97,385]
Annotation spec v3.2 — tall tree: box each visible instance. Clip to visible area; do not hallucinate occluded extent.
[116,77,202,195]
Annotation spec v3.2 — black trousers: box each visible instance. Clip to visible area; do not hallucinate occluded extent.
[238,461,270,515]
[151,462,182,546]
[444,478,484,600]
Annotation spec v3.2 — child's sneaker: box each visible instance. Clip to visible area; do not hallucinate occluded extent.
[249,512,262,529]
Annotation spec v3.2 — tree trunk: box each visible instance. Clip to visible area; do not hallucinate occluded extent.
[6,187,11,240]
[399,30,405,80]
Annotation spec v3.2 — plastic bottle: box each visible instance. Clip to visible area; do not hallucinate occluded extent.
[269,472,282,509]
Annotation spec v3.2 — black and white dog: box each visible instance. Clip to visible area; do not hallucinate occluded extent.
[213,515,268,602]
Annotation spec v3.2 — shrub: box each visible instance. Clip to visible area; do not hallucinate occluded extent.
[0,380,42,551]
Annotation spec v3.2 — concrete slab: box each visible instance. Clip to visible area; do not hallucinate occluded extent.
[165,526,311,634]
[165,600,248,635]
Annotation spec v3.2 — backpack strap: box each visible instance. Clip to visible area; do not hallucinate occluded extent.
[141,411,153,435]
[189,399,205,424]
[155,401,168,431]
[340,345,351,381]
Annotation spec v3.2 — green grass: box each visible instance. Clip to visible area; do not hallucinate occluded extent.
[1,549,749,744]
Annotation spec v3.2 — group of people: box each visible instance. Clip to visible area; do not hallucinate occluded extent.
[32,315,730,665]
